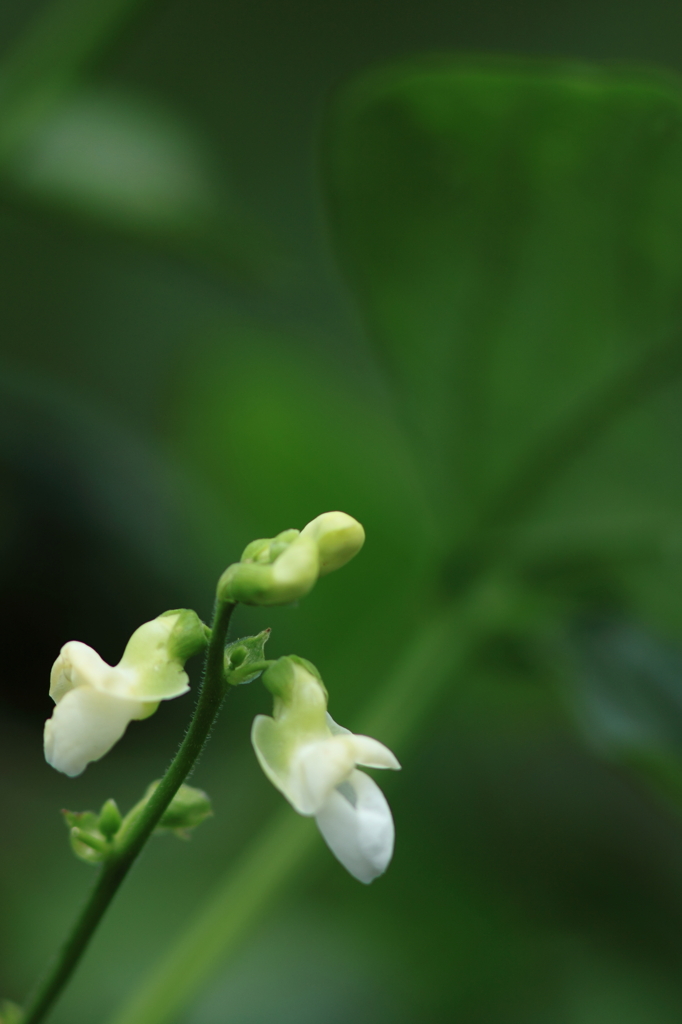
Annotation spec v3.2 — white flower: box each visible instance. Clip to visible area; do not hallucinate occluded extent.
[252,656,400,883]
[44,610,205,777]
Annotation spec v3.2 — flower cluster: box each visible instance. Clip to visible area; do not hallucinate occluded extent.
[44,511,401,882]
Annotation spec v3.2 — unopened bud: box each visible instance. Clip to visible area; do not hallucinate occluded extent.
[98,798,123,840]
[225,629,272,685]
[300,512,365,576]
[62,809,109,864]
[140,781,214,838]
[217,512,365,607]
[218,531,318,606]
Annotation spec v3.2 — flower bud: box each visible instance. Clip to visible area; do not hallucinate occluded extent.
[98,798,123,840]
[136,781,213,838]
[218,531,319,606]
[300,512,365,576]
[217,512,365,607]
[62,809,109,864]
[225,628,272,685]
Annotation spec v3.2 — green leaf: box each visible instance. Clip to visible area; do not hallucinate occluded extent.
[323,57,682,543]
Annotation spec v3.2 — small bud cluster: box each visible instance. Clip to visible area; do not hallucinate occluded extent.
[62,784,213,865]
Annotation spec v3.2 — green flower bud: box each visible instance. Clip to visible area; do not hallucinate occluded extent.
[300,512,365,576]
[62,809,110,865]
[217,512,365,607]
[225,628,272,685]
[218,530,319,606]
[98,798,123,840]
[0,999,24,1023]
[142,781,213,838]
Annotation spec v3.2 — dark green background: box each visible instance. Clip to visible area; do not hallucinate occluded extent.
[4,2,682,1023]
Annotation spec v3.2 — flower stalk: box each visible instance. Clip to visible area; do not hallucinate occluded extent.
[21,598,236,1024]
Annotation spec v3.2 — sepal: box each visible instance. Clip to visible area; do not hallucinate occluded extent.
[158,609,210,662]
[225,628,272,685]
[62,809,110,865]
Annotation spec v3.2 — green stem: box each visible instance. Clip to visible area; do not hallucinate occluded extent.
[105,591,492,1024]
[21,599,236,1024]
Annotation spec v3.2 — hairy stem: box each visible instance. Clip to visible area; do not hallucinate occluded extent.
[21,599,236,1024]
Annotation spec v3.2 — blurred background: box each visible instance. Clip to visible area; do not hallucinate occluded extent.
[6,1,682,1022]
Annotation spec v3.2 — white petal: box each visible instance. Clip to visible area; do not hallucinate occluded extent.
[315,769,395,884]
[44,687,142,776]
[326,712,352,737]
[295,737,356,814]
[252,716,355,815]
[350,734,401,770]
[49,641,111,703]
[326,714,401,770]
[114,615,190,701]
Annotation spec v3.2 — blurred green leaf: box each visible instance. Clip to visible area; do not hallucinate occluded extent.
[323,58,682,546]
[1,88,274,283]
[566,617,682,754]
[0,999,23,1024]
[8,90,219,230]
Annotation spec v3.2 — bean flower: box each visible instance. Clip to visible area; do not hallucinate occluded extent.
[44,610,207,777]
[252,655,400,883]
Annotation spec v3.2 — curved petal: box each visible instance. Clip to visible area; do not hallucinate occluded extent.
[326,714,401,770]
[49,641,111,703]
[110,615,190,701]
[295,737,356,814]
[349,734,401,770]
[300,511,365,575]
[325,713,352,737]
[315,769,395,883]
[251,714,296,802]
[44,687,142,777]
[252,718,355,815]
[269,535,319,603]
